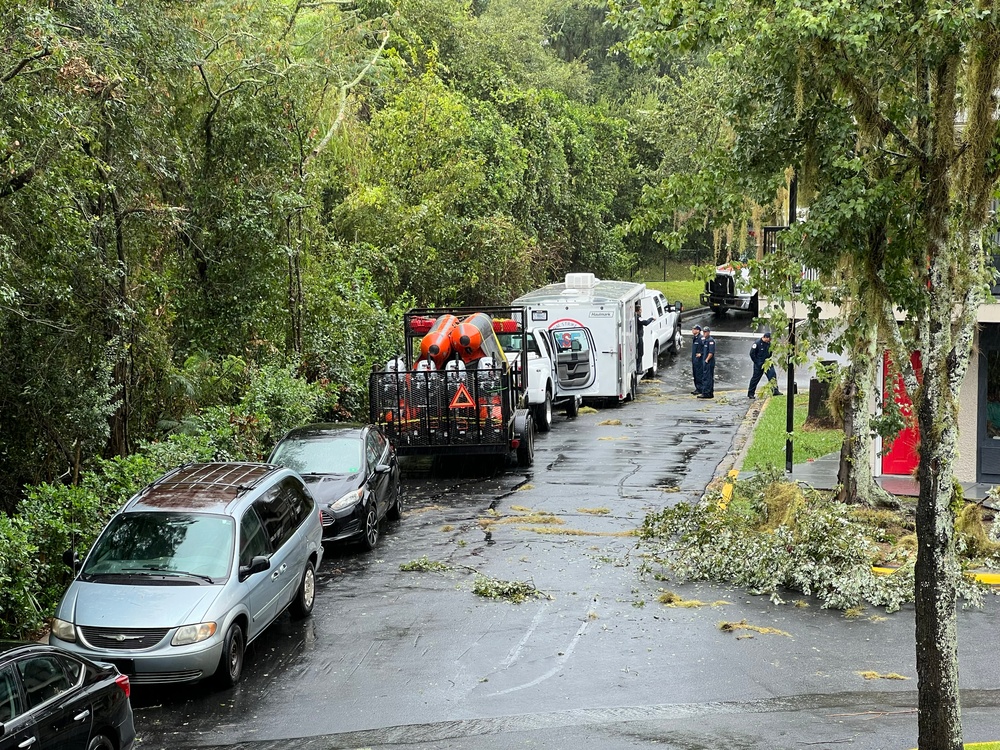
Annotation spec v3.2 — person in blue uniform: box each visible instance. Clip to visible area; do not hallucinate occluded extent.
[690,324,703,395]
[698,327,716,399]
[748,330,782,399]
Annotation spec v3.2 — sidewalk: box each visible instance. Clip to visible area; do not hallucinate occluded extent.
[779,450,996,503]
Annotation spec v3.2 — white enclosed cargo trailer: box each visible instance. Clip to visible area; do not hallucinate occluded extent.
[512,273,646,403]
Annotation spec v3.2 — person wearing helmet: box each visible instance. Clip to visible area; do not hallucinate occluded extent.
[748,330,782,399]
[698,327,716,399]
[690,324,703,395]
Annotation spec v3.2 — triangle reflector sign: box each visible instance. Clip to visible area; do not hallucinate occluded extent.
[449,382,476,409]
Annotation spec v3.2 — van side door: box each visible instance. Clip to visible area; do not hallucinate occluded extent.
[250,487,298,628]
[238,507,276,640]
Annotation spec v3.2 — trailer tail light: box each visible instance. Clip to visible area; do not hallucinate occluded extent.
[511,438,520,450]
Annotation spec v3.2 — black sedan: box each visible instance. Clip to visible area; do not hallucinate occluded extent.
[0,641,135,750]
[268,423,401,550]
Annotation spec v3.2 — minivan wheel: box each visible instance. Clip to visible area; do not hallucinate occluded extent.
[290,561,316,620]
[88,735,114,750]
[362,505,379,550]
[215,623,244,689]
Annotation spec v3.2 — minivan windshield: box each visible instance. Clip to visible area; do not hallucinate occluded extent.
[81,512,234,584]
[270,436,363,475]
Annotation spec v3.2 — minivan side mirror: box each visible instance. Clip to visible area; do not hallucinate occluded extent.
[63,549,81,573]
[239,555,270,582]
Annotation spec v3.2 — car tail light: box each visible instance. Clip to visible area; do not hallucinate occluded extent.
[115,673,131,699]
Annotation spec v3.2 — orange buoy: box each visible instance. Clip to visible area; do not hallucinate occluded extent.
[419,314,459,368]
[451,313,506,364]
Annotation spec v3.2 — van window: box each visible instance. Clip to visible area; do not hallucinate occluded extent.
[281,479,314,528]
[240,508,270,565]
[254,489,295,550]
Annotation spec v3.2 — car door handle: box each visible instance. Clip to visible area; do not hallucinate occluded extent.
[271,563,287,580]
[18,737,37,749]
[74,709,91,722]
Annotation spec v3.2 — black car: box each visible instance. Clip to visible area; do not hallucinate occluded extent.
[0,641,135,750]
[268,423,401,549]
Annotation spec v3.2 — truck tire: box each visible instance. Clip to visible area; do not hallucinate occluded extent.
[669,324,682,353]
[535,389,553,432]
[648,344,659,377]
[514,410,534,467]
[750,293,760,317]
[566,396,579,419]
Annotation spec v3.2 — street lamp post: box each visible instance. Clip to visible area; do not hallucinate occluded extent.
[785,175,797,474]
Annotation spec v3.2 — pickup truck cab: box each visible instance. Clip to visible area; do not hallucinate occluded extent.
[499,326,596,432]
[639,289,684,377]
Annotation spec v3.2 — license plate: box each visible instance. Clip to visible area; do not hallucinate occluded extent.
[108,658,135,675]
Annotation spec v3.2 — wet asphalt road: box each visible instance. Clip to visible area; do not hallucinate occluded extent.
[130,311,1000,750]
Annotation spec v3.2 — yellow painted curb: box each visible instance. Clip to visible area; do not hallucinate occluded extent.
[873,566,1000,586]
[718,469,739,511]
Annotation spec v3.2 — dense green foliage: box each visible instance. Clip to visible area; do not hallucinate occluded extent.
[0,0,691,636]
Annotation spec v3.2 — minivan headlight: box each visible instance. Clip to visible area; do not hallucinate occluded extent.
[51,618,76,643]
[171,622,217,646]
[330,489,363,512]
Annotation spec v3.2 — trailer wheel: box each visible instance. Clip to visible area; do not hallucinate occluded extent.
[514,410,534,467]
[623,373,637,403]
[565,396,579,419]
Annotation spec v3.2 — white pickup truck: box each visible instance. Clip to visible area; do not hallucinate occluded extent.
[639,288,684,377]
[498,326,596,432]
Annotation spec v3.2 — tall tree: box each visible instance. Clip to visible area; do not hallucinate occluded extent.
[612,0,1000,746]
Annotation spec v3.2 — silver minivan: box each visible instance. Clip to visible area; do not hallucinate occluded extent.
[50,463,323,688]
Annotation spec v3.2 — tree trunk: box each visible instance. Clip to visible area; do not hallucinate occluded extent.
[837,315,894,506]
[914,383,963,749]
[913,126,969,747]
